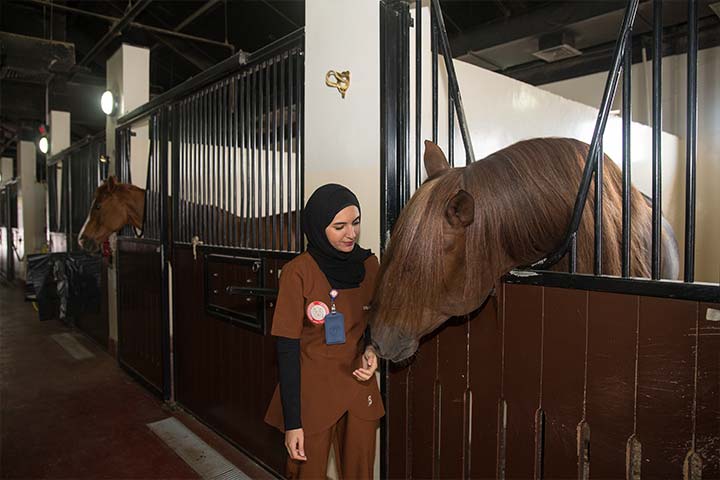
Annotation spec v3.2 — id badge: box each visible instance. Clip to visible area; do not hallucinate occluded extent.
[324,312,346,345]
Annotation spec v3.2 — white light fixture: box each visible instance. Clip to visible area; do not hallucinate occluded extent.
[101,90,117,116]
[532,32,582,63]
[38,136,49,154]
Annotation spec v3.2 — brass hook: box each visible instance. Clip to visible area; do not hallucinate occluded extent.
[325,70,350,99]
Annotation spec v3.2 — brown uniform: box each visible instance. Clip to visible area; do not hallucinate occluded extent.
[265,252,385,478]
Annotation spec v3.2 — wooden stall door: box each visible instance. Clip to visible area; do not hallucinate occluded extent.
[117,239,164,393]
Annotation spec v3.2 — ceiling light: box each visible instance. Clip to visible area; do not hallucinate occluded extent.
[38,136,49,154]
[101,90,117,116]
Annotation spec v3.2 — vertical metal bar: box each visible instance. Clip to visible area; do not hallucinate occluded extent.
[203,91,209,243]
[287,53,294,251]
[160,106,171,401]
[247,70,253,247]
[415,0,422,189]
[534,0,639,270]
[272,58,278,252]
[622,28,632,278]
[214,85,220,246]
[431,3,438,143]
[231,78,238,248]
[594,141,603,275]
[651,0,662,279]
[296,49,304,251]
[448,95,455,167]
[192,95,198,241]
[279,54,286,251]
[265,60,271,250]
[222,82,228,246]
[569,234,577,274]
[251,68,258,249]
[684,0,697,282]
[401,7,410,206]
[240,73,247,248]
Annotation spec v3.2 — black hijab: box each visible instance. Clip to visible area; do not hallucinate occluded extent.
[303,184,372,289]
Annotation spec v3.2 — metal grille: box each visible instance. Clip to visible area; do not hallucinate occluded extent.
[175,46,304,252]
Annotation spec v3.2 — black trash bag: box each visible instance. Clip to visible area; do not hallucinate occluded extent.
[25,252,103,323]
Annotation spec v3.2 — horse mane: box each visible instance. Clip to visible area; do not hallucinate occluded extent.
[373,137,653,336]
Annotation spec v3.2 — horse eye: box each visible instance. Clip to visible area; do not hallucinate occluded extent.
[95,203,101,210]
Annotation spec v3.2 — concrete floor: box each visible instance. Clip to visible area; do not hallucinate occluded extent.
[0,282,274,479]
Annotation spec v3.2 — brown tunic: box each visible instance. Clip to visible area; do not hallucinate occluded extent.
[264,252,385,435]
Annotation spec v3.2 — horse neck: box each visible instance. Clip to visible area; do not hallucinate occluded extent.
[121,186,145,229]
[465,158,570,276]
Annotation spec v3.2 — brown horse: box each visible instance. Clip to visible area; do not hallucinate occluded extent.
[78,176,300,252]
[369,138,679,363]
[78,176,145,252]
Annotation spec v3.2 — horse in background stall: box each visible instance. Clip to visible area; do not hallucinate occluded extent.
[369,138,680,363]
[77,176,300,253]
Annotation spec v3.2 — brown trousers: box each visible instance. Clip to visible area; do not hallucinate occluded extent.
[286,412,378,480]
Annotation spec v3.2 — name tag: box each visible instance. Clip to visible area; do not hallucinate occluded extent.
[324,312,346,345]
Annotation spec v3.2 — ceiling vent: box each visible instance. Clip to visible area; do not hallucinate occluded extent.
[710,2,720,19]
[532,32,582,63]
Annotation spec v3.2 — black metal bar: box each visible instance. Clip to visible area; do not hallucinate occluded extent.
[448,94,454,167]
[181,100,187,243]
[622,27,632,278]
[193,95,199,241]
[159,106,172,401]
[569,234,577,274]
[231,78,237,248]
[431,0,475,164]
[279,55,286,251]
[594,141,603,275]
[684,0,697,282]
[532,0,639,270]
[265,59,271,250]
[252,68,258,249]
[504,271,719,303]
[240,73,247,248]
[415,0,422,189]
[296,49,304,252]
[272,58,278,252]
[117,29,304,129]
[401,7,411,205]
[286,54,293,251]
[222,82,228,246]
[203,91,209,243]
[431,4,438,143]
[651,0,662,280]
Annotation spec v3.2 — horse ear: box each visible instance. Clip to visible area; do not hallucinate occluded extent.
[106,175,117,192]
[445,190,474,228]
[424,140,450,177]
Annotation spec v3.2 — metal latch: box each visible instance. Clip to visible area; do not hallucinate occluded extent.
[191,236,204,260]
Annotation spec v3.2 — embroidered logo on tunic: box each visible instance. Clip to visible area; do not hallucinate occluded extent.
[368,395,373,407]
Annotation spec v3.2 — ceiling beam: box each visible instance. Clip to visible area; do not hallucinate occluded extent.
[78,0,153,67]
[450,1,629,57]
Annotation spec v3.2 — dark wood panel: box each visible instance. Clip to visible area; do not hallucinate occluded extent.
[696,302,720,479]
[387,364,410,479]
[117,240,163,391]
[172,246,284,475]
[637,296,696,479]
[541,287,587,478]
[469,294,502,480]
[437,318,470,479]
[75,257,109,349]
[411,335,438,479]
[586,291,638,479]
[502,283,543,479]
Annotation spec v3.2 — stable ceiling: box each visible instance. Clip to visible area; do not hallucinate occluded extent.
[1,0,718,159]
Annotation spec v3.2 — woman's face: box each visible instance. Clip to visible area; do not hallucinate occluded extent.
[325,205,361,253]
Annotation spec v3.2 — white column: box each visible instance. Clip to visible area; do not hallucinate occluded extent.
[0,157,13,185]
[106,44,150,356]
[304,0,381,256]
[16,140,46,280]
[48,110,70,249]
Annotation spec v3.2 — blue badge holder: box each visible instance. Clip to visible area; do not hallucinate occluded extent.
[324,312,346,345]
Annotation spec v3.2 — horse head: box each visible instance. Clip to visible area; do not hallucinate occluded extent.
[78,176,145,252]
[370,141,486,363]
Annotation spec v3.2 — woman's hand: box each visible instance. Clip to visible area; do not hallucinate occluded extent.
[285,428,307,461]
[353,345,378,382]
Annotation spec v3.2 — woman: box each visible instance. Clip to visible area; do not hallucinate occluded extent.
[265,184,384,479]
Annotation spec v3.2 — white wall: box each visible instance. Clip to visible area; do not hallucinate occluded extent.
[541,46,720,283]
[305,0,381,256]
[16,140,46,280]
